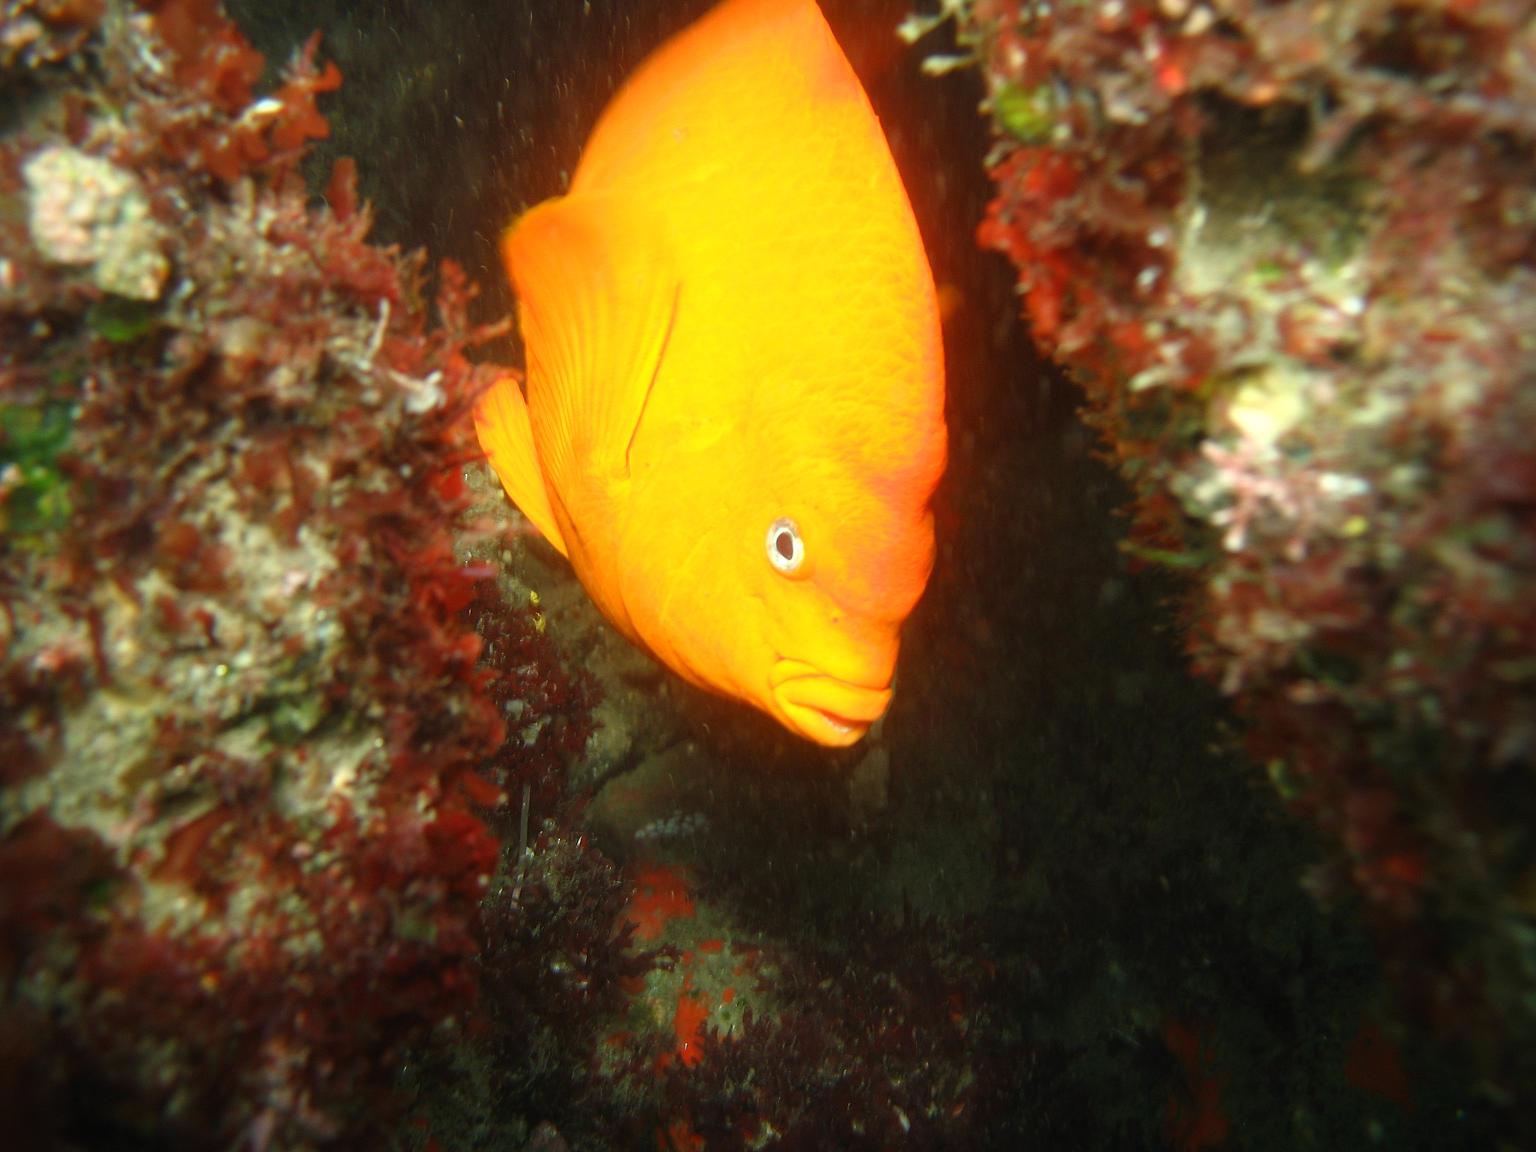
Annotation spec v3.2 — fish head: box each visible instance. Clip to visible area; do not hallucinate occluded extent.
[743,356,945,747]
[752,495,934,748]
[624,421,941,748]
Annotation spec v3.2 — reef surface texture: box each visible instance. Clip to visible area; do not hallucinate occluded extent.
[0,2,532,1146]
[960,0,1536,1107]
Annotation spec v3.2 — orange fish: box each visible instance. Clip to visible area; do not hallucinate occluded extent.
[475,0,946,746]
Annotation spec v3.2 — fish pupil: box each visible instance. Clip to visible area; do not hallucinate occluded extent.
[766,517,803,574]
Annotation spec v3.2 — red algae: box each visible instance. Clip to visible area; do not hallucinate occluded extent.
[0,1,531,1145]
[669,975,710,1069]
[626,861,699,943]
[959,0,1536,1106]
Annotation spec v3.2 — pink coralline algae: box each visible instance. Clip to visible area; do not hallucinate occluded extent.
[960,0,1536,1107]
[0,0,552,1145]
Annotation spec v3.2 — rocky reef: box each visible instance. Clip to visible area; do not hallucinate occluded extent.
[4,0,1531,1148]
[956,0,1536,1111]
[0,2,541,1145]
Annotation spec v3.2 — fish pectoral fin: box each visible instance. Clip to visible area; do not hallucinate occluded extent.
[473,373,570,557]
[502,195,678,484]
[609,275,678,480]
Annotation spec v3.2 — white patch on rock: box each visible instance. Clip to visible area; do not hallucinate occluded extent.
[24,144,169,300]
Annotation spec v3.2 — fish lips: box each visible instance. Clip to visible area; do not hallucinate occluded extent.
[769,660,893,747]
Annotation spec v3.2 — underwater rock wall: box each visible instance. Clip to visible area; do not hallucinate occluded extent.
[5,0,1531,1147]
[960,0,1536,1106]
[0,2,541,1145]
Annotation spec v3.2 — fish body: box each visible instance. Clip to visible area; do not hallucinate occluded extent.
[475,0,945,746]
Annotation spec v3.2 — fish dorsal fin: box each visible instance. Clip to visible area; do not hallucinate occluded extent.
[502,195,677,488]
[473,373,570,557]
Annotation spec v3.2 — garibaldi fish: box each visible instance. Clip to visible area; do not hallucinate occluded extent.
[475,0,946,746]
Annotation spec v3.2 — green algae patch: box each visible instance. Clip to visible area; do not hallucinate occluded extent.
[0,399,74,538]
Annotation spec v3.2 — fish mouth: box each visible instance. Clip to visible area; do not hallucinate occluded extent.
[769,660,892,748]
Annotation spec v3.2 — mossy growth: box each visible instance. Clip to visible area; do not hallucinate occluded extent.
[87,296,160,345]
[1,399,74,539]
[993,83,1058,143]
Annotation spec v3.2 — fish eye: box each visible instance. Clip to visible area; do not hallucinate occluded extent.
[766,517,803,574]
